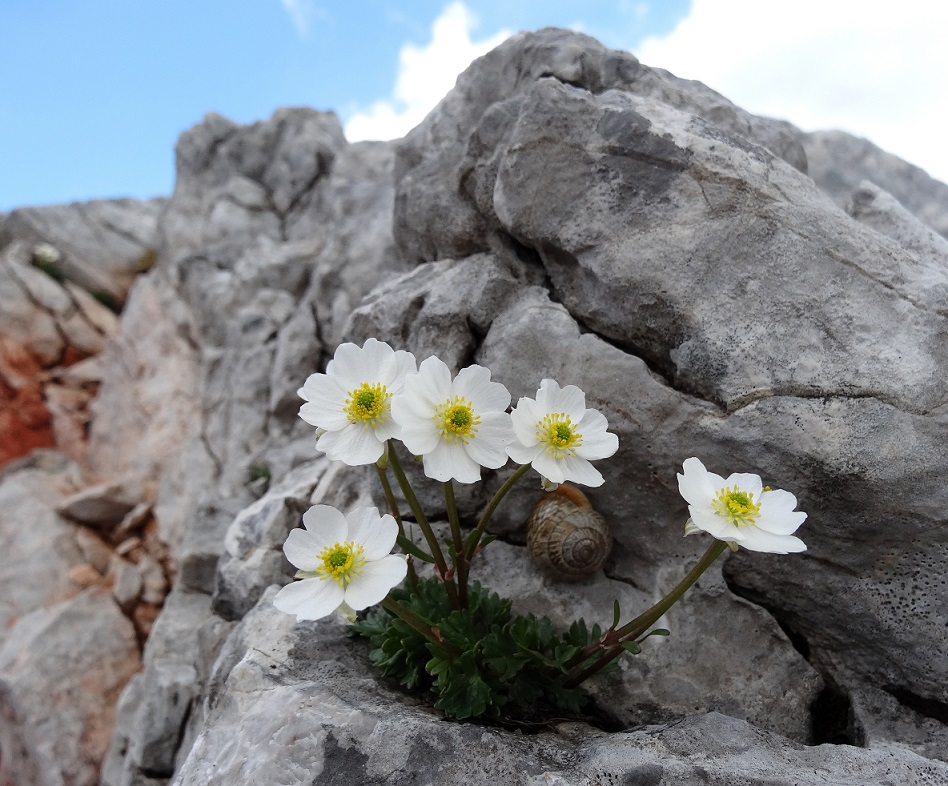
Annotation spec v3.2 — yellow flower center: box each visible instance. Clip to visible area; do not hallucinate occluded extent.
[538,414,583,456]
[711,486,761,527]
[434,397,480,443]
[317,541,366,586]
[344,382,390,427]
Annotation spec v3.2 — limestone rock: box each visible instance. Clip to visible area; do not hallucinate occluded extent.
[56,477,148,529]
[161,108,345,254]
[0,233,138,467]
[0,197,164,302]
[0,589,140,786]
[0,456,85,633]
[802,129,948,237]
[11,24,943,786]
[394,27,806,264]
[170,590,948,785]
[847,180,948,289]
[101,591,231,786]
[347,27,948,761]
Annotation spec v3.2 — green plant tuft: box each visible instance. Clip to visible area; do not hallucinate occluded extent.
[352,577,613,723]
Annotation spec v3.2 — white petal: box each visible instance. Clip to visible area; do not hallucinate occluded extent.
[704,467,729,493]
[507,441,543,465]
[282,528,324,571]
[465,440,509,471]
[398,425,442,457]
[390,350,418,391]
[689,506,747,541]
[538,379,586,420]
[316,423,385,465]
[535,379,560,411]
[677,458,715,508]
[326,342,373,389]
[360,338,396,378]
[575,423,618,461]
[344,556,408,610]
[453,365,510,412]
[301,505,348,546]
[273,578,345,621]
[725,472,763,498]
[511,398,542,447]
[465,411,514,469]
[391,387,436,422]
[423,439,481,483]
[758,491,807,535]
[298,375,350,430]
[346,507,398,560]
[532,451,567,485]
[372,415,402,442]
[737,528,807,554]
[561,454,604,487]
[415,356,453,404]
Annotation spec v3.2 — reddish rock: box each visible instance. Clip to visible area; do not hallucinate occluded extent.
[0,376,55,468]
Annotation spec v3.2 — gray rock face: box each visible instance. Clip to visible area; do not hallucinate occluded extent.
[101,590,231,786]
[0,589,140,786]
[7,23,948,786]
[803,129,948,238]
[353,25,948,767]
[394,27,806,265]
[170,590,948,786]
[0,453,86,633]
[0,197,164,302]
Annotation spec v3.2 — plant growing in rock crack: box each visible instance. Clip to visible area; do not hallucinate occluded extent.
[273,338,809,723]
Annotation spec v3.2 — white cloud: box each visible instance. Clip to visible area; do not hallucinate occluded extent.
[344,2,510,142]
[634,0,948,185]
[280,0,325,39]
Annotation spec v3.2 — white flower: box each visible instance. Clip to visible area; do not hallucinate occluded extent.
[298,338,416,465]
[391,356,514,483]
[273,505,407,621]
[507,379,618,488]
[676,457,807,554]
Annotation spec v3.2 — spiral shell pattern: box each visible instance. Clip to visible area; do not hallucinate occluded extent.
[526,484,612,581]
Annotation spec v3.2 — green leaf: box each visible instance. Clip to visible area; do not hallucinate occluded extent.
[621,641,642,655]
[643,628,670,638]
[612,599,621,629]
[396,534,435,563]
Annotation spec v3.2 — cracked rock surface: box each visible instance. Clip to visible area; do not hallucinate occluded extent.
[2,25,948,786]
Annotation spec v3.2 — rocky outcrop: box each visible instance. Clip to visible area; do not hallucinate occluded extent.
[171,589,948,785]
[3,25,948,786]
[803,130,948,238]
[0,197,164,303]
[0,197,162,469]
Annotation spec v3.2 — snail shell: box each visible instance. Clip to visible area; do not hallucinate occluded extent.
[526,484,613,581]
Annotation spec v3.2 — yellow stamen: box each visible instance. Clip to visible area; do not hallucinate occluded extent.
[537,414,583,456]
[317,541,366,586]
[435,397,480,443]
[711,486,761,527]
[344,382,390,427]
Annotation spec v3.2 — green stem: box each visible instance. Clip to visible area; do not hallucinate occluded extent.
[381,596,462,658]
[563,539,728,688]
[386,443,460,609]
[464,463,532,561]
[376,458,418,592]
[443,480,468,606]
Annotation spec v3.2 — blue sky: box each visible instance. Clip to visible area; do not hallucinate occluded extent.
[2,1,945,212]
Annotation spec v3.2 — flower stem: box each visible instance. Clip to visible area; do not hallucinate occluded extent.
[443,480,467,606]
[464,463,531,561]
[381,596,462,658]
[386,443,460,609]
[563,539,728,688]
[376,457,418,592]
